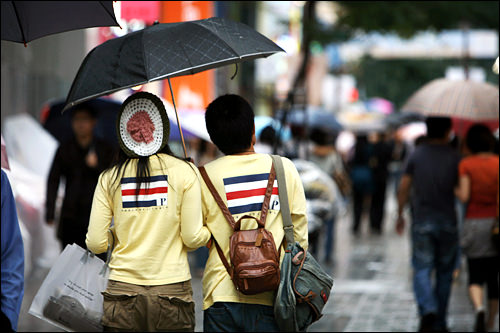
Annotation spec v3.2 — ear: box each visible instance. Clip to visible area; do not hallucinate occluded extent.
[251,123,256,146]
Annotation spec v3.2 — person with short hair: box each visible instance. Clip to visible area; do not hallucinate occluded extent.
[455,124,499,332]
[45,102,115,251]
[200,94,308,332]
[86,92,211,331]
[396,116,461,332]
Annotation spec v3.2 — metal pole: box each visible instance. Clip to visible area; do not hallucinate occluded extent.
[167,77,188,158]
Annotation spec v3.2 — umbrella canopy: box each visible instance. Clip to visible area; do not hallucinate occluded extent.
[63,17,284,111]
[1,1,119,45]
[401,78,499,121]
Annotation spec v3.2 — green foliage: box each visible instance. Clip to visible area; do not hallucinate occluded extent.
[352,56,499,110]
[334,1,499,39]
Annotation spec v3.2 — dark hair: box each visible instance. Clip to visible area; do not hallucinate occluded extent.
[310,127,336,146]
[71,102,98,119]
[105,143,188,199]
[205,94,254,155]
[259,125,276,146]
[425,117,452,139]
[465,124,495,153]
[352,135,371,165]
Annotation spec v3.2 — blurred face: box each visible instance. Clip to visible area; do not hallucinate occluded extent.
[72,109,96,138]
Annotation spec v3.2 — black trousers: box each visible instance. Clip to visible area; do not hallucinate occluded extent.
[369,179,387,232]
[352,190,366,233]
[59,217,107,261]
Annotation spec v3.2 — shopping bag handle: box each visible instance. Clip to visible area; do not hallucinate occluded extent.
[98,229,115,276]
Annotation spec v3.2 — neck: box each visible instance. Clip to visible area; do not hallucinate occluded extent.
[426,138,449,145]
[230,148,255,156]
[76,135,92,148]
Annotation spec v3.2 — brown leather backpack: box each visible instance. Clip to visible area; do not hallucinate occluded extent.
[199,163,280,295]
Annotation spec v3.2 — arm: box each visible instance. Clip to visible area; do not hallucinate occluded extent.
[45,148,63,224]
[180,167,211,249]
[455,174,471,203]
[86,173,113,254]
[396,174,412,235]
[1,171,24,331]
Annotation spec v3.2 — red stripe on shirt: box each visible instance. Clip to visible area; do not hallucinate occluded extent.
[122,187,168,196]
[226,187,278,200]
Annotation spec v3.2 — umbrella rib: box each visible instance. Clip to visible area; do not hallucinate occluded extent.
[98,1,120,27]
[11,2,27,45]
[150,53,276,81]
[175,38,195,75]
[199,19,242,57]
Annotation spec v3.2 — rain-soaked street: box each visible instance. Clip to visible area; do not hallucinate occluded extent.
[16,179,499,332]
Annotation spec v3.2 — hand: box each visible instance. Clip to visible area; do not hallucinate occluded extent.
[395,215,405,236]
[86,151,98,168]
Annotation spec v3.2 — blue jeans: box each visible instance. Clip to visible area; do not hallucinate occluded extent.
[203,302,279,332]
[411,220,458,330]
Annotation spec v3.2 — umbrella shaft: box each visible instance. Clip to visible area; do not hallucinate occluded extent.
[168,78,188,158]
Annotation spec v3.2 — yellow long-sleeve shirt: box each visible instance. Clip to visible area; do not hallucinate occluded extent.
[86,153,211,286]
[199,154,308,310]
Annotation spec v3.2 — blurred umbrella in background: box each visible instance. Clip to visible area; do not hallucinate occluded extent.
[277,107,344,133]
[40,98,122,148]
[62,17,284,158]
[337,102,387,133]
[255,115,291,142]
[364,97,394,115]
[40,97,205,147]
[1,1,119,46]
[401,78,499,137]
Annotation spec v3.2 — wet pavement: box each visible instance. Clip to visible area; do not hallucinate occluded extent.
[16,183,499,332]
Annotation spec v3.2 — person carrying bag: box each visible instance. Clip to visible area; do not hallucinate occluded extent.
[29,239,114,332]
[272,154,334,332]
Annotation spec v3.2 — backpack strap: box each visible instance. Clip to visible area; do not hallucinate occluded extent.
[198,163,276,279]
[199,166,236,229]
[271,154,295,246]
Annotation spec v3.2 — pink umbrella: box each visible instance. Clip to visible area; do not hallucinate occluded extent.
[1,134,9,170]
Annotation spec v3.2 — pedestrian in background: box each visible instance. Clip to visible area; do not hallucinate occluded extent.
[369,131,394,234]
[200,94,308,332]
[396,116,460,332]
[45,102,115,252]
[348,134,375,235]
[1,169,24,332]
[86,92,211,331]
[309,127,345,263]
[455,124,499,332]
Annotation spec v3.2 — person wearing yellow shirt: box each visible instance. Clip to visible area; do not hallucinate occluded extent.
[200,94,308,332]
[86,92,211,332]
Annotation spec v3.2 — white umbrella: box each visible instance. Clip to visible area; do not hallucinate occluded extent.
[401,78,499,121]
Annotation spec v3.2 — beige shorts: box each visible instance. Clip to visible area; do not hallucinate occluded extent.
[102,279,195,332]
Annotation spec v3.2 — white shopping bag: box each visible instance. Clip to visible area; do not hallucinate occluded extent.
[29,243,110,332]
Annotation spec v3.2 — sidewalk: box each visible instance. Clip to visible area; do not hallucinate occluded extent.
[17,188,499,332]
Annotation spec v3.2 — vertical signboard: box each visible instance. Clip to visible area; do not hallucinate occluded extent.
[161,1,214,111]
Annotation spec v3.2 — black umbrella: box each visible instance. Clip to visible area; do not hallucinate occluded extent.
[1,1,119,46]
[62,17,285,157]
